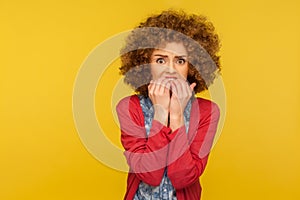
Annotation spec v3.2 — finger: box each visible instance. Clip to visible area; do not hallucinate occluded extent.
[187,82,195,97]
[170,81,183,111]
[148,80,154,89]
[161,78,172,93]
[153,78,164,95]
[156,77,172,95]
[182,80,192,96]
[176,79,187,98]
[170,80,180,99]
[148,80,155,96]
[167,81,172,97]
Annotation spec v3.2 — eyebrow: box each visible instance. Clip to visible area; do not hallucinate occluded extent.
[153,54,187,59]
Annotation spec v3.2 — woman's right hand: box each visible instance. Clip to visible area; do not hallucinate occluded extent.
[148,78,171,126]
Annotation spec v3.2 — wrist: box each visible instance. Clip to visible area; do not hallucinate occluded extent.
[169,112,183,120]
[169,114,184,131]
[153,105,169,126]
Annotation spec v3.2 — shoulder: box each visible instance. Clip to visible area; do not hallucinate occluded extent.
[195,97,219,107]
[194,97,220,116]
[116,95,144,126]
[116,95,140,112]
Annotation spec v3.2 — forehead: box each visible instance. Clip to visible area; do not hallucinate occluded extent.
[153,42,187,56]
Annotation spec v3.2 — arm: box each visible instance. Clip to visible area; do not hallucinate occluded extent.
[116,95,172,186]
[167,99,220,189]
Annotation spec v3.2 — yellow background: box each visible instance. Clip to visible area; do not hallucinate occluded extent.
[1,0,300,199]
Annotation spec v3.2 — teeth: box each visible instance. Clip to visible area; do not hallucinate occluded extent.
[166,77,176,80]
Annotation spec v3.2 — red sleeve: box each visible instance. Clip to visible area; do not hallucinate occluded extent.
[116,95,173,186]
[167,98,220,189]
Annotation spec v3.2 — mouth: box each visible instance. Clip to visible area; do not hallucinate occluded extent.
[165,76,177,80]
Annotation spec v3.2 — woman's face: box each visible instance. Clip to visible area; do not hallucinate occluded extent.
[150,42,188,81]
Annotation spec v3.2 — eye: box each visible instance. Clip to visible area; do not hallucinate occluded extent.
[177,58,186,65]
[156,58,166,64]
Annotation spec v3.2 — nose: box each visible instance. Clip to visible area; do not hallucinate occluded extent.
[168,60,176,72]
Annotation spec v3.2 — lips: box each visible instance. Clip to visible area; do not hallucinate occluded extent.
[165,76,177,80]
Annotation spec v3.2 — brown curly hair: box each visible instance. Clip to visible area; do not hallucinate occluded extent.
[119,9,221,97]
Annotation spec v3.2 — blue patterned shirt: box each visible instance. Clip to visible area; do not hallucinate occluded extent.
[133,95,192,200]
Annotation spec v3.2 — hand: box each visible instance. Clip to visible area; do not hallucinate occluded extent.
[148,77,171,126]
[169,79,196,130]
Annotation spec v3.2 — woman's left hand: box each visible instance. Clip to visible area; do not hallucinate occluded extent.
[169,79,196,130]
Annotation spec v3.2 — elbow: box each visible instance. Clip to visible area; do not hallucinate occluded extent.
[136,170,165,186]
[168,166,203,189]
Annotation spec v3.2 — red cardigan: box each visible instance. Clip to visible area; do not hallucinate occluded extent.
[116,95,220,200]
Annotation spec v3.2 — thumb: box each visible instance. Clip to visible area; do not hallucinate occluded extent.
[190,82,196,91]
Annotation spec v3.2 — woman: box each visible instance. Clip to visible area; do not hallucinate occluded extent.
[116,10,221,200]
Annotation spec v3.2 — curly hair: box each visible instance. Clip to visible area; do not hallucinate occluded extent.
[119,9,221,97]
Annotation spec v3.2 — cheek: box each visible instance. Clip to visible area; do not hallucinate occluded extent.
[150,65,161,79]
[179,65,189,78]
